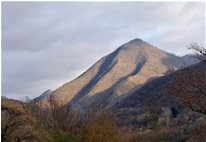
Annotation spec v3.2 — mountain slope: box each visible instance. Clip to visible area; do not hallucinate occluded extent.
[46,38,186,111]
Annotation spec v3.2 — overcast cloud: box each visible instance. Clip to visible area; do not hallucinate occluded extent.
[2,2,205,99]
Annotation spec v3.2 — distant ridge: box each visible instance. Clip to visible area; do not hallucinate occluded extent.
[182,54,199,66]
[32,89,53,103]
[1,96,8,100]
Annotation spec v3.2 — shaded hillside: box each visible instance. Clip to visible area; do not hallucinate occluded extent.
[113,62,206,128]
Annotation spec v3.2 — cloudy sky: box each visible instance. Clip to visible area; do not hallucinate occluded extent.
[2,2,205,99]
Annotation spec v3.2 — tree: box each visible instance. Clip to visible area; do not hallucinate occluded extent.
[166,43,206,115]
[188,42,206,62]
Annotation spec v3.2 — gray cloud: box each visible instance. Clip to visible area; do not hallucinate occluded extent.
[2,2,205,99]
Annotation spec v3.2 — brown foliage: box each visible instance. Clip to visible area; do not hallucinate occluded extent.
[166,67,206,115]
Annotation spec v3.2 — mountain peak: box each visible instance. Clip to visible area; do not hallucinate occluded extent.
[126,38,149,45]
[118,38,152,53]
[129,38,145,43]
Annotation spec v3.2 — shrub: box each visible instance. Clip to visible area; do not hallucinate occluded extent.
[82,109,123,142]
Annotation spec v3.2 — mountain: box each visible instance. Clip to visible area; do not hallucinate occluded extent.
[32,89,53,103]
[43,38,187,111]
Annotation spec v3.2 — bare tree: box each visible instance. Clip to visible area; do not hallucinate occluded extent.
[188,42,206,62]
[48,95,82,134]
[31,95,82,134]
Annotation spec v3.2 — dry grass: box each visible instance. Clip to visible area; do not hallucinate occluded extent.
[82,109,125,142]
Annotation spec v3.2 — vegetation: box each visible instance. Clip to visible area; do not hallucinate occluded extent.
[1,100,42,142]
[2,97,206,142]
[82,109,123,142]
[166,67,206,115]
[166,43,206,115]
[1,97,123,142]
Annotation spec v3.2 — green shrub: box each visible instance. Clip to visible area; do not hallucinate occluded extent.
[50,131,81,142]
